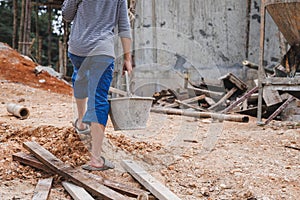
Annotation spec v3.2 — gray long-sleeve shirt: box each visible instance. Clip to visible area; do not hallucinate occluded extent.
[62,0,131,57]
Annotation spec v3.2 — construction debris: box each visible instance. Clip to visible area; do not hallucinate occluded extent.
[152,69,300,124]
[13,141,175,199]
[23,141,130,200]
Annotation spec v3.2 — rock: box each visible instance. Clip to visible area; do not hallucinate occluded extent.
[168,165,175,170]
[220,183,231,189]
[200,187,210,197]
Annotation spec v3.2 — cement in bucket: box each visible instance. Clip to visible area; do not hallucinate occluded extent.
[109,96,154,130]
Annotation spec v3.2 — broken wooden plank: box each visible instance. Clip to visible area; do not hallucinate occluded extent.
[23,142,129,200]
[151,107,249,123]
[122,160,181,200]
[62,182,95,200]
[221,86,259,113]
[32,177,53,200]
[12,152,149,199]
[208,87,238,111]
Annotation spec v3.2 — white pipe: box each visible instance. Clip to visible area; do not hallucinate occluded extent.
[7,103,30,119]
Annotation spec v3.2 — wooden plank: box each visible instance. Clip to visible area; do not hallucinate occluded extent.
[174,99,207,112]
[164,94,206,108]
[109,87,127,97]
[62,182,95,200]
[208,87,238,111]
[204,97,216,106]
[267,85,300,91]
[32,177,53,200]
[13,152,52,173]
[122,160,181,200]
[220,86,259,114]
[242,60,274,74]
[13,152,149,199]
[187,86,224,97]
[219,73,248,91]
[83,171,150,199]
[23,142,129,200]
[264,96,296,125]
[264,77,300,85]
[263,87,282,106]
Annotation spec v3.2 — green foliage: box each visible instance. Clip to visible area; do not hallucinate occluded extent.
[0,0,13,45]
[0,0,62,68]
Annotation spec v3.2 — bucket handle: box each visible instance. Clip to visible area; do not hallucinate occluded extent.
[125,71,132,97]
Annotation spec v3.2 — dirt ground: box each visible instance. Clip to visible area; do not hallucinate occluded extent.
[0,44,299,199]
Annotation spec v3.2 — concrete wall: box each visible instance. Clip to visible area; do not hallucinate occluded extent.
[120,0,283,96]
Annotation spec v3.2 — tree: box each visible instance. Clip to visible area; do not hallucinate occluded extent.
[0,1,14,46]
[0,0,62,68]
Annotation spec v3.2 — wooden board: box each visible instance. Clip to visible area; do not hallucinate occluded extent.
[122,160,181,200]
[263,87,283,106]
[174,99,207,112]
[219,73,248,91]
[220,86,259,114]
[263,77,300,85]
[13,152,149,199]
[109,87,126,97]
[187,86,224,98]
[164,94,206,108]
[32,177,53,200]
[208,87,238,110]
[62,182,95,200]
[23,142,129,200]
[13,152,52,173]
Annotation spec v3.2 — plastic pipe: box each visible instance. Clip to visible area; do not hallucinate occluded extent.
[7,103,30,119]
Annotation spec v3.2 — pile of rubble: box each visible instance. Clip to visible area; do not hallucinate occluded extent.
[152,71,300,124]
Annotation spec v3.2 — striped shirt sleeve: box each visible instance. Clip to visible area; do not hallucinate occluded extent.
[61,0,82,22]
[118,0,131,38]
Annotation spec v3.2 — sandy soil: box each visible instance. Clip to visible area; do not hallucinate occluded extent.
[0,43,299,199]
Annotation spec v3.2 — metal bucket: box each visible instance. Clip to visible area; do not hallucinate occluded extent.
[109,71,154,130]
[109,96,154,130]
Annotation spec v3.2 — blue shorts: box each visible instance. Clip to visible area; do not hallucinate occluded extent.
[68,52,114,126]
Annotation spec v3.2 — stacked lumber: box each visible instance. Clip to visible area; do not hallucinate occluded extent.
[13,141,181,200]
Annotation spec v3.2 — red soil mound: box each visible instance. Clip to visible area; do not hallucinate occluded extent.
[0,43,72,95]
